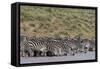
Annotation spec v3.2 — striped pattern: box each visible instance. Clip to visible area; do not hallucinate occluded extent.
[20,36,95,57]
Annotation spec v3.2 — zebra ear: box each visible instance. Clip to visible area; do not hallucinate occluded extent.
[23,36,28,41]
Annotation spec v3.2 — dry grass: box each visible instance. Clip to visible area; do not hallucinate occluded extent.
[20,6,95,39]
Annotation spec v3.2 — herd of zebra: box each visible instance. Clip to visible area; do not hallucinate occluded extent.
[20,36,95,57]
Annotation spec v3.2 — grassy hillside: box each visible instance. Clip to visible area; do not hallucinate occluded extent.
[20,6,95,39]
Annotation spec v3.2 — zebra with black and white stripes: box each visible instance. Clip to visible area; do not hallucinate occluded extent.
[20,36,91,57]
[45,38,75,56]
[20,36,34,57]
[29,38,47,57]
[45,39,62,56]
[20,36,47,57]
[55,39,76,56]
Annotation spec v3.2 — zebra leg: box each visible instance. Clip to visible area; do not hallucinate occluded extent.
[26,47,34,57]
[69,48,75,56]
[35,50,42,57]
[41,51,47,57]
[21,51,26,57]
[20,50,23,57]
[29,50,34,57]
[44,52,47,56]
[84,47,88,53]
[39,51,43,57]
[24,50,29,57]
[35,50,39,57]
[34,50,37,57]
[40,51,43,56]
[58,48,62,56]
[46,51,54,57]
[24,50,31,57]
[75,48,78,53]
[27,52,31,57]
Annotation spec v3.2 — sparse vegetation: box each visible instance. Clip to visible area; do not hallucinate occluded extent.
[20,6,95,39]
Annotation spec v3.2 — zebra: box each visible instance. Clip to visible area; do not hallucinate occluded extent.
[66,37,88,54]
[69,38,85,53]
[44,40,60,56]
[26,37,47,57]
[45,38,75,56]
[20,36,47,57]
[80,39,95,53]
[20,36,34,57]
[28,37,61,57]
[21,36,85,57]
[60,40,75,55]
[89,39,95,51]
